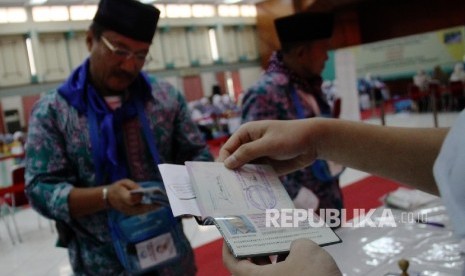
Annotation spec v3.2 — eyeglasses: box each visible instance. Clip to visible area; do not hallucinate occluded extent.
[100,36,152,64]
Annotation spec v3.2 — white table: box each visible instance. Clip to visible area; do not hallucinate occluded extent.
[325,200,464,275]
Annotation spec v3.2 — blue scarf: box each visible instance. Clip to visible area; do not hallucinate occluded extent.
[58,59,153,183]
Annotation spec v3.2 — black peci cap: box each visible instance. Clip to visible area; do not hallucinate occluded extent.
[274,12,334,45]
[93,0,160,43]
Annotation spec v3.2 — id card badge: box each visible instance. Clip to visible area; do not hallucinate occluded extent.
[110,206,182,274]
[117,206,181,267]
[109,182,182,274]
[136,232,177,269]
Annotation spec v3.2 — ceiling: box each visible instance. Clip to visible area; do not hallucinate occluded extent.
[0,0,266,7]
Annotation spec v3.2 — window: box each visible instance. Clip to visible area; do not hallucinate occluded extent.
[0,9,7,23]
[208,28,219,61]
[32,6,69,22]
[69,5,97,21]
[240,5,257,17]
[192,5,215,18]
[0,8,27,23]
[166,4,191,18]
[25,37,37,76]
[154,4,166,18]
[218,5,240,17]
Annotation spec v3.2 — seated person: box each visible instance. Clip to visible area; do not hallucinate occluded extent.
[450,62,465,83]
[413,69,431,91]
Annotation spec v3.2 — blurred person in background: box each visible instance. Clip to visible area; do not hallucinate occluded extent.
[240,12,344,214]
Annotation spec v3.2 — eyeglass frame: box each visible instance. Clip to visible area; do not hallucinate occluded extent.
[100,36,152,64]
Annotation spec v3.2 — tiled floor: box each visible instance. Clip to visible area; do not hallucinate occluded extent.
[0,111,460,276]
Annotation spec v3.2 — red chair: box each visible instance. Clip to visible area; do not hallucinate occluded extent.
[332,97,342,118]
[428,82,442,111]
[408,84,429,112]
[3,164,55,238]
[0,196,19,244]
[5,165,27,207]
[0,186,24,244]
[0,164,26,243]
[449,81,465,111]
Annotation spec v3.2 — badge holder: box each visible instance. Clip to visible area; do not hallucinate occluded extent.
[108,181,183,275]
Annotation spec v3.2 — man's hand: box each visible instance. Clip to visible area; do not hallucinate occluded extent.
[219,120,319,175]
[222,238,342,276]
[107,179,160,215]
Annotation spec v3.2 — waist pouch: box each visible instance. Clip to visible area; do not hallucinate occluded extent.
[108,181,182,275]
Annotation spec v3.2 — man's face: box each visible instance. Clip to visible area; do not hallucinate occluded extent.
[87,30,151,95]
[299,39,330,78]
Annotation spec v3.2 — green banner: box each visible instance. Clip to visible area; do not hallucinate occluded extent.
[343,25,465,79]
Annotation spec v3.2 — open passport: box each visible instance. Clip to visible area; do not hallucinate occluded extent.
[158,161,341,258]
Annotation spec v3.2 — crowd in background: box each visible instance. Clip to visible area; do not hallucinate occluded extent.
[188,88,241,140]
[0,131,25,157]
[357,73,390,111]
[411,62,465,112]
[413,63,465,91]
[188,81,341,141]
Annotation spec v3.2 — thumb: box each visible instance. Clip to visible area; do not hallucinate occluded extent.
[223,139,272,169]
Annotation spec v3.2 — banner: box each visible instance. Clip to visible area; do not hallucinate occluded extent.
[338,25,465,80]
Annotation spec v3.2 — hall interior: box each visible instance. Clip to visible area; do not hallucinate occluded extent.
[0,0,465,275]
[0,111,460,276]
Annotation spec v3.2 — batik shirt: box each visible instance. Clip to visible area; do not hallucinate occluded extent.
[241,51,343,211]
[25,62,213,275]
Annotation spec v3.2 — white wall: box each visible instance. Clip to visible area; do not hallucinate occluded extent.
[238,66,262,93]
[0,35,31,87]
[200,72,216,98]
[335,49,361,121]
[0,15,258,90]
[36,33,70,82]
[68,31,89,69]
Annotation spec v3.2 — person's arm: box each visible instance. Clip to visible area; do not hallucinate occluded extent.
[25,94,78,223]
[220,118,448,194]
[222,238,342,276]
[316,118,446,194]
[25,94,155,222]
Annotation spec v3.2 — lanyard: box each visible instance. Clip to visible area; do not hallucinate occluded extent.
[290,85,305,119]
[88,103,104,184]
[135,99,161,165]
[88,97,161,185]
[290,85,330,119]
